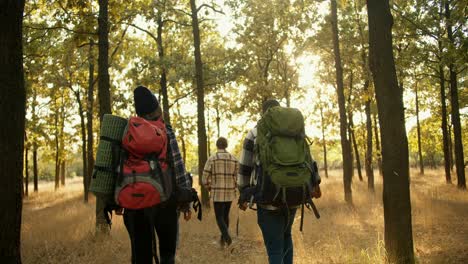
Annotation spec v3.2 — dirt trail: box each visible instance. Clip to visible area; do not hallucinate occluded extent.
[22,169,468,263]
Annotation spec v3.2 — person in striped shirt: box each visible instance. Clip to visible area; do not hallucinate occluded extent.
[202,137,239,247]
[238,99,321,264]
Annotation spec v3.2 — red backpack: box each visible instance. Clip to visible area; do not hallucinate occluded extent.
[114,116,174,209]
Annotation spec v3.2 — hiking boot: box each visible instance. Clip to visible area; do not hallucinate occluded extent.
[220,236,225,248]
[225,235,232,247]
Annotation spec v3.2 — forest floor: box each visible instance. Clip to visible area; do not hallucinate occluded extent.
[22,168,468,264]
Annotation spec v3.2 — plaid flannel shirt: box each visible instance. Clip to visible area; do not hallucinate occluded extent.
[202,150,239,202]
[166,125,191,189]
[238,127,257,191]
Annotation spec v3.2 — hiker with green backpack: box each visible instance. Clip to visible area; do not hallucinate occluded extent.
[238,99,321,264]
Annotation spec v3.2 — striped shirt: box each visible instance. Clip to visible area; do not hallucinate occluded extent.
[238,128,258,191]
[202,150,239,202]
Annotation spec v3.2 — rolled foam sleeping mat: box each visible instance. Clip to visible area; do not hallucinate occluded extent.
[90,114,128,195]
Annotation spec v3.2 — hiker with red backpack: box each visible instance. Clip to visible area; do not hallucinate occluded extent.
[116,86,196,264]
[238,99,322,264]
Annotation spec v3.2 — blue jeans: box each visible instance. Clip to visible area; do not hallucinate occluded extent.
[257,207,297,264]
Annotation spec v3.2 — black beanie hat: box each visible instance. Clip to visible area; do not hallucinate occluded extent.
[262,99,280,113]
[134,85,159,116]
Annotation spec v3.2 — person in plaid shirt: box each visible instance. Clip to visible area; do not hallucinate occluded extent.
[202,137,239,247]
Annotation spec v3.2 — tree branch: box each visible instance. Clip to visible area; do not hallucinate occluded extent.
[196,3,225,15]
[24,25,96,35]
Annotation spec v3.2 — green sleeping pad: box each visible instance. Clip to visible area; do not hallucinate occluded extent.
[89,114,128,195]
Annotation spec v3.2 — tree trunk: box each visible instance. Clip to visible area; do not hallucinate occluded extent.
[176,104,187,164]
[60,160,66,186]
[448,122,454,171]
[373,111,383,176]
[85,39,95,203]
[438,59,451,183]
[415,81,424,175]
[353,2,375,190]
[365,95,374,191]
[97,0,112,232]
[445,2,466,189]
[348,72,363,182]
[319,106,329,178]
[76,90,87,193]
[331,0,353,203]
[216,106,221,138]
[190,0,210,206]
[33,143,38,192]
[54,107,60,190]
[157,14,171,125]
[367,1,415,262]
[0,1,26,262]
[98,0,111,123]
[24,144,29,197]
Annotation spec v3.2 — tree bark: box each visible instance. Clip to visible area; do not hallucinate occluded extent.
[367,0,415,262]
[438,60,451,183]
[330,0,353,203]
[190,0,210,206]
[60,160,66,186]
[85,39,95,203]
[54,105,60,190]
[24,144,29,197]
[97,0,112,232]
[353,1,375,190]
[373,111,383,176]
[33,143,38,192]
[157,13,171,125]
[74,89,88,195]
[319,106,329,178]
[415,81,424,175]
[0,0,26,262]
[445,1,466,189]
[98,0,111,123]
[348,72,363,182]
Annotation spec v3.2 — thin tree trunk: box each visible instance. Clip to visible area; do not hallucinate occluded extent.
[176,104,187,164]
[373,111,383,176]
[448,122,454,171]
[353,1,374,190]
[24,144,29,197]
[190,0,209,206]
[0,1,26,261]
[85,39,95,203]
[331,0,353,203]
[157,14,171,125]
[319,106,329,178]
[33,143,38,192]
[445,1,466,189]
[367,0,415,262]
[415,81,424,175]
[438,39,451,183]
[348,72,363,181]
[216,106,220,138]
[60,160,66,186]
[75,90,88,192]
[54,105,60,190]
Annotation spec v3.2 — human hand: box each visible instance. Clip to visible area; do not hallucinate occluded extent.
[115,207,124,215]
[311,185,322,199]
[183,210,192,221]
[239,202,248,211]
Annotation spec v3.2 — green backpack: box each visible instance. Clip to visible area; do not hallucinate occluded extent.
[256,106,318,207]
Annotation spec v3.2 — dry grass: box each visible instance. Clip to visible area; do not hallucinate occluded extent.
[22,169,468,263]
